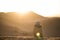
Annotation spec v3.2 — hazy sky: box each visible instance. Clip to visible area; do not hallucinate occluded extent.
[0,0,60,17]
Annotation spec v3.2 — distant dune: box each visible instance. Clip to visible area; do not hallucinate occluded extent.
[0,12,45,36]
[42,17,60,37]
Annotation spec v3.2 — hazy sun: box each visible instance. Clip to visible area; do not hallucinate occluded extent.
[0,0,59,17]
[17,12,27,15]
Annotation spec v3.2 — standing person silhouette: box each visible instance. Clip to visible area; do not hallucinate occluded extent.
[34,21,43,40]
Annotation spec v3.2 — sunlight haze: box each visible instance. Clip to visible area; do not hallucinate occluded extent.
[0,0,60,17]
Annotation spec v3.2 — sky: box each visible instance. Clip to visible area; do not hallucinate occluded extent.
[0,0,60,17]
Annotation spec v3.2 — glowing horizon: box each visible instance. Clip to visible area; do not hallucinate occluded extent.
[0,0,60,17]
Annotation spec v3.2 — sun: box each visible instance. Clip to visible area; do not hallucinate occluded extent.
[16,10,29,15]
[15,6,31,15]
[17,12,27,15]
[16,10,29,16]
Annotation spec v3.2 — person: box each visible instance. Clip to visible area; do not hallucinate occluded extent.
[34,21,43,40]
